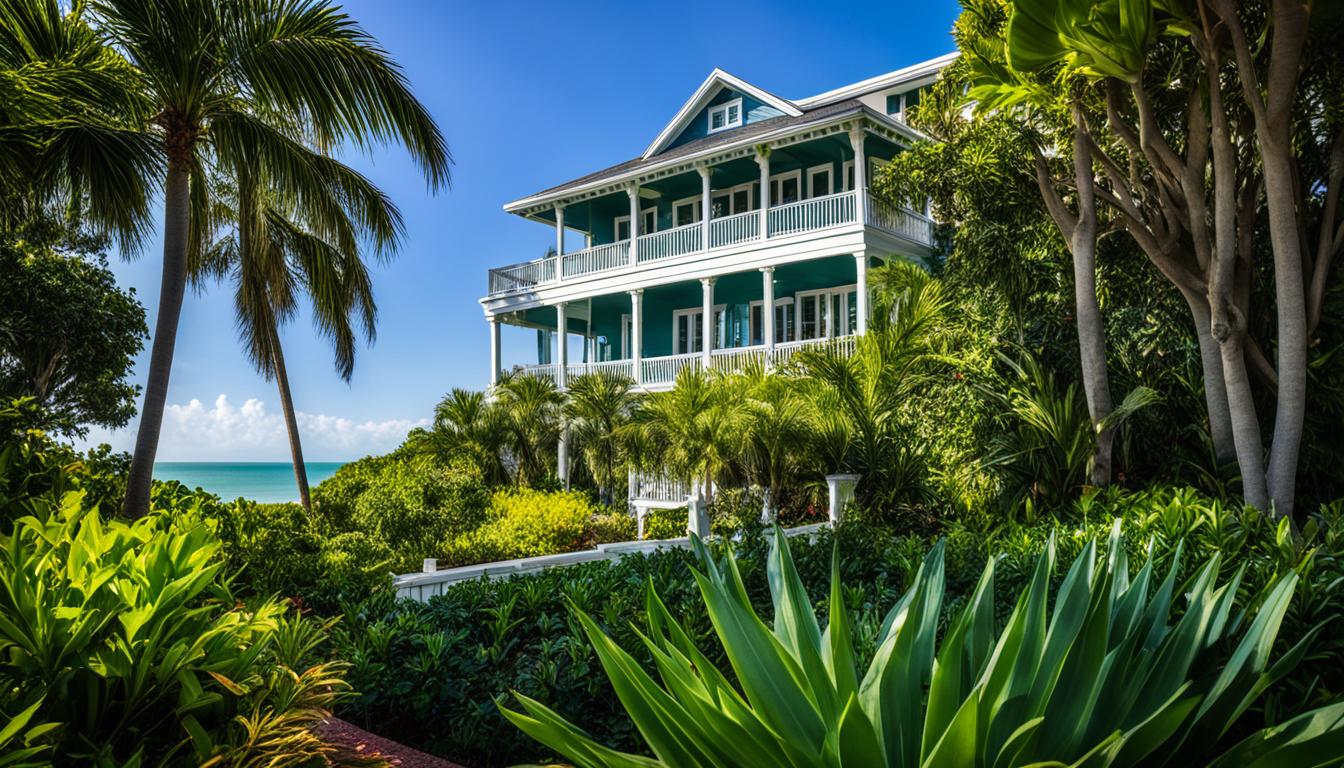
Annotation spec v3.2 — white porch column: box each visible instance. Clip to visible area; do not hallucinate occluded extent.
[630,289,644,384]
[700,277,715,367]
[556,302,568,389]
[855,252,869,335]
[697,164,712,251]
[558,429,570,488]
[760,266,775,350]
[488,317,501,387]
[555,205,566,256]
[849,124,867,224]
[755,146,771,240]
[627,186,640,265]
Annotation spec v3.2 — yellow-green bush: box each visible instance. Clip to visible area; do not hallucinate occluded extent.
[642,507,687,540]
[440,488,596,567]
[589,510,637,544]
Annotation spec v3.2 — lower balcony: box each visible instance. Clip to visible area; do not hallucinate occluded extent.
[512,335,857,391]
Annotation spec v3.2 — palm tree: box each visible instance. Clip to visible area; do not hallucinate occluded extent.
[72,0,451,517]
[0,0,157,253]
[196,150,395,513]
[425,388,507,484]
[494,372,563,486]
[564,371,637,505]
[734,363,811,521]
[634,367,744,502]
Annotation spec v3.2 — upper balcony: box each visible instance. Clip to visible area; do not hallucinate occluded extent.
[486,189,931,299]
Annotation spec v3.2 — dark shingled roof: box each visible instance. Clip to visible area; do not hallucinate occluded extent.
[518,99,869,203]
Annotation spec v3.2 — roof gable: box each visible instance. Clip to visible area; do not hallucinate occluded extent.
[642,69,801,160]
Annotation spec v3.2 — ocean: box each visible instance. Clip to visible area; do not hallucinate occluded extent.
[153,462,346,504]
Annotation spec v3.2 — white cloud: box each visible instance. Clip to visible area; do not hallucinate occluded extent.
[78,394,428,461]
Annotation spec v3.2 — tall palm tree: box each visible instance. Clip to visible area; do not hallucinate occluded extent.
[494,372,563,487]
[564,371,637,505]
[196,147,395,512]
[72,0,451,517]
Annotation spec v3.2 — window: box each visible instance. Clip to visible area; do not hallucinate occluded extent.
[769,171,801,206]
[673,197,702,227]
[797,285,857,340]
[614,216,631,242]
[673,306,725,354]
[885,92,903,116]
[842,160,855,192]
[807,164,833,198]
[748,298,794,345]
[614,208,658,241]
[708,98,743,134]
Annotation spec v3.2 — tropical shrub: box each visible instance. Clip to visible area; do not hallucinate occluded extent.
[643,507,687,540]
[440,488,595,567]
[590,510,638,544]
[0,487,360,765]
[505,525,1344,767]
[330,487,1344,767]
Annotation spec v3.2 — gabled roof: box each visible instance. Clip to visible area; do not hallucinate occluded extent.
[641,68,803,160]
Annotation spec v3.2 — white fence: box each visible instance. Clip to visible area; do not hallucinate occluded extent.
[708,210,760,248]
[641,352,701,386]
[630,473,692,504]
[710,345,769,374]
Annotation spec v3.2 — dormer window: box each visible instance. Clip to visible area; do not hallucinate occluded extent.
[708,98,743,133]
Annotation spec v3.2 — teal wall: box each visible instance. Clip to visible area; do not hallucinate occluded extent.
[666,87,786,152]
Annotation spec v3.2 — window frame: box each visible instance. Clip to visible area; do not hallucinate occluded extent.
[707,97,744,134]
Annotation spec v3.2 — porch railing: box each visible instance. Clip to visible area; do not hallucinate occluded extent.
[866,193,934,244]
[515,362,559,385]
[629,472,693,504]
[768,190,857,237]
[488,257,557,295]
[708,210,760,248]
[641,352,701,387]
[637,222,701,263]
[563,240,629,278]
[585,359,635,380]
[769,335,858,369]
[709,345,769,374]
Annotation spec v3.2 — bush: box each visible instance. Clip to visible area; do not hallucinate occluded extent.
[440,488,595,567]
[643,507,686,540]
[589,509,637,544]
[330,486,1344,767]
[0,485,362,765]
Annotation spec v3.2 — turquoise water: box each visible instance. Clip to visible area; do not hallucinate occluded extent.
[154,462,345,503]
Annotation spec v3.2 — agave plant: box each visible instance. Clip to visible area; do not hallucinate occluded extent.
[503,525,1344,767]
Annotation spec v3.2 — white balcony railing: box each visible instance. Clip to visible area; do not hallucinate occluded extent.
[637,221,701,263]
[629,473,693,504]
[708,210,760,248]
[517,336,859,392]
[487,190,932,298]
[768,190,856,237]
[563,240,629,278]
[866,194,934,244]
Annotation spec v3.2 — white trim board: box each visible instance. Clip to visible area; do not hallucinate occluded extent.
[643,69,802,160]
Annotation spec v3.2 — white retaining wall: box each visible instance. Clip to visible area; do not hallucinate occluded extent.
[392,523,830,603]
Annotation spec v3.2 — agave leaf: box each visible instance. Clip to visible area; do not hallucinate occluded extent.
[1206,700,1344,768]
[501,694,662,768]
[923,556,995,761]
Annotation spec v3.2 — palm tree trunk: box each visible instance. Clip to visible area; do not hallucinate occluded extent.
[1186,295,1238,463]
[123,161,191,518]
[270,327,312,513]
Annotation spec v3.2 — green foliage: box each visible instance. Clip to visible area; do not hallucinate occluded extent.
[643,507,688,541]
[0,227,146,435]
[504,523,1344,766]
[590,510,639,545]
[441,488,597,567]
[331,487,1344,767]
[350,454,490,571]
[0,485,357,765]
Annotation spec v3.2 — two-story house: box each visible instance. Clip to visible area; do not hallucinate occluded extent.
[480,54,953,500]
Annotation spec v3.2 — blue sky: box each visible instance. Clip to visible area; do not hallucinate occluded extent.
[82,0,961,461]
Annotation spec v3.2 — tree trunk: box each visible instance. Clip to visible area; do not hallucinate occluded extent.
[271,327,312,514]
[1184,294,1238,463]
[1069,115,1116,487]
[123,161,191,518]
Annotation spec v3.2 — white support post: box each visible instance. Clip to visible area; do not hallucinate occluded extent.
[855,252,869,335]
[556,302,568,389]
[761,266,776,351]
[555,205,565,256]
[630,289,643,384]
[700,277,715,367]
[756,146,771,240]
[488,317,501,388]
[627,186,640,265]
[558,429,570,488]
[849,124,867,224]
[697,164,712,251]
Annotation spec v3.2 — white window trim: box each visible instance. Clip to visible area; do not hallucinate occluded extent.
[841,160,855,192]
[748,297,796,345]
[796,284,858,338]
[614,207,659,240]
[768,169,803,207]
[621,313,631,359]
[711,181,758,216]
[672,195,703,227]
[806,163,834,198]
[672,304,727,354]
[707,97,743,134]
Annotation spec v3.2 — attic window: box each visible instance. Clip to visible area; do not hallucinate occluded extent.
[708,98,743,133]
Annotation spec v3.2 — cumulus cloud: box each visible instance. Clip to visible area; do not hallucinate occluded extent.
[79,394,428,461]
